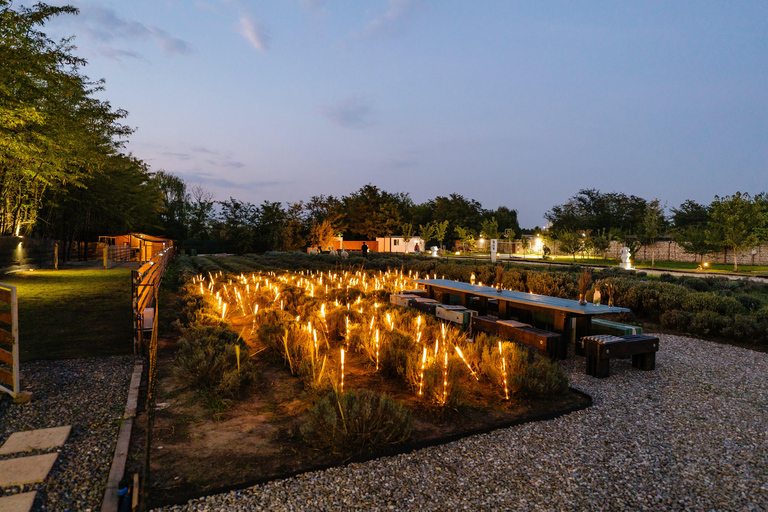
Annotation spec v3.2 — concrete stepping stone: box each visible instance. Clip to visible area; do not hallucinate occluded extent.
[0,426,71,455]
[0,453,58,487]
[0,492,37,512]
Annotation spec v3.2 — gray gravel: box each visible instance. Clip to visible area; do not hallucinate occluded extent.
[0,356,138,512]
[151,334,768,512]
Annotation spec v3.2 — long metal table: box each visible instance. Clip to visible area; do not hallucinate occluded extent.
[411,279,630,347]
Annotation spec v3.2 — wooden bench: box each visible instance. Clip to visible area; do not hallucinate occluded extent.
[389,293,420,307]
[591,319,643,336]
[581,334,659,378]
[410,297,439,315]
[400,289,429,298]
[471,316,565,360]
[435,305,476,328]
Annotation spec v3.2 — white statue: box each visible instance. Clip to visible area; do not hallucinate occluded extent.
[340,248,348,259]
[620,247,630,262]
[619,246,631,269]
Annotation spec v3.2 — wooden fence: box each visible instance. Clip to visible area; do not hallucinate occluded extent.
[132,247,174,353]
[0,283,19,398]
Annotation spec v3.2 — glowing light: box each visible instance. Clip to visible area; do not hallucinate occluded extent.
[455,346,478,381]
[375,329,380,371]
[418,347,427,396]
[499,342,509,400]
[340,348,345,394]
[442,351,448,405]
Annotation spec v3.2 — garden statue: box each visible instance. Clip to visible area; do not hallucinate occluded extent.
[620,246,631,269]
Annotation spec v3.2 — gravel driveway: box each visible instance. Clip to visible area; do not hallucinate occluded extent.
[152,334,768,512]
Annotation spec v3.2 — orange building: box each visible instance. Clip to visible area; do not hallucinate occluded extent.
[99,233,173,262]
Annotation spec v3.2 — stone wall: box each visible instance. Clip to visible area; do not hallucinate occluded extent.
[605,240,768,266]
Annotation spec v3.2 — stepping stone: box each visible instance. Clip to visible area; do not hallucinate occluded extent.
[0,426,71,455]
[0,453,58,487]
[0,492,37,512]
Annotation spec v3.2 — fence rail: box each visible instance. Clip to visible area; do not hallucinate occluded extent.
[132,247,174,353]
[0,283,19,398]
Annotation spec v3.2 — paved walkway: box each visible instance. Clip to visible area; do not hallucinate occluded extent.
[0,426,70,512]
[153,334,768,511]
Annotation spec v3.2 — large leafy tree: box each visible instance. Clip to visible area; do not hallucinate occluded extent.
[35,153,161,259]
[709,192,766,271]
[545,188,648,234]
[1,1,131,236]
[637,199,667,266]
[342,184,412,240]
[479,217,500,240]
[215,198,257,253]
[187,184,215,240]
[671,199,710,228]
[152,170,188,240]
[555,231,583,262]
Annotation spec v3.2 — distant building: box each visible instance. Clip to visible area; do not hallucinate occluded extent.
[99,233,172,262]
[376,236,426,253]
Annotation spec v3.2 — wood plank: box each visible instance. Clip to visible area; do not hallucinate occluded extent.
[0,288,11,303]
[0,329,13,343]
[0,348,12,366]
[0,310,11,325]
[0,368,13,387]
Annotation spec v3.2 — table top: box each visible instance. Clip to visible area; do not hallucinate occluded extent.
[412,279,630,315]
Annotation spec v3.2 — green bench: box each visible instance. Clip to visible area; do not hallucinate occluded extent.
[591,319,643,336]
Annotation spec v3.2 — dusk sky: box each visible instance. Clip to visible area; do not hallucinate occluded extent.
[47,1,768,227]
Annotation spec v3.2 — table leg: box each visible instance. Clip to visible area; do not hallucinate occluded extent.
[498,300,508,319]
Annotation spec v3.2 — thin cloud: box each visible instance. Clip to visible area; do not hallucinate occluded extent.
[237,14,270,51]
[73,4,192,59]
[206,159,245,169]
[191,146,219,154]
[319,96,374,128]
[161,151,193,161]
[360,0,415,38]
[182,172,289,190]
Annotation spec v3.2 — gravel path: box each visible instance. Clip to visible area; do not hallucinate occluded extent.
[152,334,768,512]
[0,356,138,512]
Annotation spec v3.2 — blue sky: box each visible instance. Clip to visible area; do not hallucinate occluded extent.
[46,0,768,227]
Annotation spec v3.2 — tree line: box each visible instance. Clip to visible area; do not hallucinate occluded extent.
[154,175,521,255]
[544,189,768,270]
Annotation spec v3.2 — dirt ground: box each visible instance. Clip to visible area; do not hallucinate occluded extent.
[147,339,591,508]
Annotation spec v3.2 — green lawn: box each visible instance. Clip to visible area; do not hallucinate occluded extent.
[0,268,133,361]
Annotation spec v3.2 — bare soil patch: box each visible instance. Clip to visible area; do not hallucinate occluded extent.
[148,338,591,508]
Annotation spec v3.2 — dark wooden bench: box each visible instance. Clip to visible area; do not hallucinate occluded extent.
[410,297,439,315]
[400,289,429,298]
[471,316,565,360]
[581,334,659,378]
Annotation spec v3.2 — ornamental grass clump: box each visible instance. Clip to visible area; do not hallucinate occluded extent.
[173,324,258,402]
[478,335,568,399]
[301,390,413,455]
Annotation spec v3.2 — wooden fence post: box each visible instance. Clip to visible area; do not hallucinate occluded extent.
[0,284,32,403]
